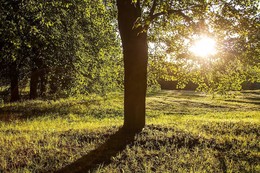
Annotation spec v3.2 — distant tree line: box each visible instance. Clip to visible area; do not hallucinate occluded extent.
[0,0,122,102]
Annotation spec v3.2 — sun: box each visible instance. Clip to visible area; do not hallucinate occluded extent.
[189,36,217,57]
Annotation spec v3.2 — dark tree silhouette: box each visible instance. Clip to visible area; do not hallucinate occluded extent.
[117,0,148,132]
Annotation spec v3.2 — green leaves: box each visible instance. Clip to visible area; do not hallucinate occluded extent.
[0,0,122,99]
[144,0,260,93]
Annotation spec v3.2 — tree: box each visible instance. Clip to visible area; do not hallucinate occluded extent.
[116,0,259,131]
[117,0,148,131]
[0,0,121,101]
[116,0,201,131]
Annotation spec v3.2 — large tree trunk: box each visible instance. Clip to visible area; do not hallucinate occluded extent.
[29,68,39,99]
[10,62,20,102]
[117,0,148,132]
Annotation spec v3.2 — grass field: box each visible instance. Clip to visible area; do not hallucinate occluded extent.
[0,90,259,172]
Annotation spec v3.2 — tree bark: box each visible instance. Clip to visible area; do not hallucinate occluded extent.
[50,74,58,94]
[117,0,148,131]
[39,70,47,97]
[10,62,20,102]
[29,68,39,99]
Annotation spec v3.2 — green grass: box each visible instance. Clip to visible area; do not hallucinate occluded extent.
[0,90,259,172]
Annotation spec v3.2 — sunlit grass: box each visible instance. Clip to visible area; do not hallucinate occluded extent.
[0,90,259,172]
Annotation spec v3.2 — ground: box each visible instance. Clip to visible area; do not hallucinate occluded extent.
[0,90,259,172]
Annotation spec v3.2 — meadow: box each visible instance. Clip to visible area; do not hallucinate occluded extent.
[0,90,259,172]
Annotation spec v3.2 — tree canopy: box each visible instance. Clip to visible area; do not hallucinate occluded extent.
[142,0,260,94]
[0,0,122,101]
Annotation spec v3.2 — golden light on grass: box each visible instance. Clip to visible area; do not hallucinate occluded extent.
[189,36,217,58]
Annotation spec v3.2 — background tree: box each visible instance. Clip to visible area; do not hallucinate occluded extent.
[0,0,122,101]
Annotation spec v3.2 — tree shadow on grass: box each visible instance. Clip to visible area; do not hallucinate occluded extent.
[225,99,260,106]
[0,98,123,122]
[56,128,138,173]
[0,101,73,121]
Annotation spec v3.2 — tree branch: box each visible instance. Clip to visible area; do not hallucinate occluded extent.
[151,9,192,23]
[149,0,157,17]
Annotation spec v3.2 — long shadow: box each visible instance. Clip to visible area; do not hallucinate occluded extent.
[55,128,138,173]
[225,99,260,105]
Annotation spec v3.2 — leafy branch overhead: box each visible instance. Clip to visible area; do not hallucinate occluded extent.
[131,0,260,93]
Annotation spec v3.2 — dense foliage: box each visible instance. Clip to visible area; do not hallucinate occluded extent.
[145,0,260,94]
[0,0,122,101]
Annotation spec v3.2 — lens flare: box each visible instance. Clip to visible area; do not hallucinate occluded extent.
[189,36,217,57]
